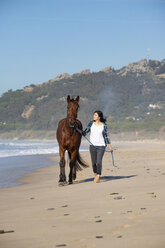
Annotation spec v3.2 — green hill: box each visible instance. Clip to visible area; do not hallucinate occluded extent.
[0,59,165,137]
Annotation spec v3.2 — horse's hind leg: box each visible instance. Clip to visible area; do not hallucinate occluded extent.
[68,151,76,181]
[59,147,66,184]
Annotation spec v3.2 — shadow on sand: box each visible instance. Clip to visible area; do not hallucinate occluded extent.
[77,175,137,184]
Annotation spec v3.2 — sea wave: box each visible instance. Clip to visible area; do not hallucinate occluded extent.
[0,140,59,158]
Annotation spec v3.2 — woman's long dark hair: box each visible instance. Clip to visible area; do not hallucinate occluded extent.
[94,110,106,123]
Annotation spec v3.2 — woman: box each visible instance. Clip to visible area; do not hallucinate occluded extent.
[82,110,113,183]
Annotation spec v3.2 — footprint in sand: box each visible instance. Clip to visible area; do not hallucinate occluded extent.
[61,205,68,208]
[56,244,67,247]
[96,236,103,239]
[147,192,157,198]
[47,208,55,211]
[95,220,102,223]
[0,230,15,234]
[121,210,133,215]
[114,196,125,200]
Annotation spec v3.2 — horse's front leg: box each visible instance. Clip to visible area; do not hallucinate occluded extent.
[59,147,66,184]
[69,150,78,184]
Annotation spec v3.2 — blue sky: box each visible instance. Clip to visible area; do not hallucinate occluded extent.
[0,0,165,96]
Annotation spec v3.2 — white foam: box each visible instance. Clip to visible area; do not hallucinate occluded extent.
[0,149,59,158]
[0,140,59,158]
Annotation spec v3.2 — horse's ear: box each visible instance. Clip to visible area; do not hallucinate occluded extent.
[76,96,80,102]
[67,95,70,103]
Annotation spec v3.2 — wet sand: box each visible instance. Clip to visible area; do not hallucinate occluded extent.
[0,141,165,248]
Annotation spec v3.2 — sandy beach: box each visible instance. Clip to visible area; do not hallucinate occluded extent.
[0,140,165,248]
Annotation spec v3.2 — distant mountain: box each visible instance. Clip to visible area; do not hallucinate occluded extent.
[0,59,165,133]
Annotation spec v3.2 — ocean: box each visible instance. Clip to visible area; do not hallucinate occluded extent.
[0,140,88,188]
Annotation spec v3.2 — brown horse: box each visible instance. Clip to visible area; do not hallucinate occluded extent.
[56,95,88,185]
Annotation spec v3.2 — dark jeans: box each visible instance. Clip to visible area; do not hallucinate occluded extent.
[89,145,105,175]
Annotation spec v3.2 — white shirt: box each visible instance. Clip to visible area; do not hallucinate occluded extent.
[90,123,105,146]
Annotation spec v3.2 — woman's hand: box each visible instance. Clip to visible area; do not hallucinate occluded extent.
[107,144,113,152]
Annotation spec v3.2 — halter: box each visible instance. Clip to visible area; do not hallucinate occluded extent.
[67,115,77,128]
[67,116,77,120]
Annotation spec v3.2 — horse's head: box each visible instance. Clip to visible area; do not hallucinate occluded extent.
[67,95,80,127]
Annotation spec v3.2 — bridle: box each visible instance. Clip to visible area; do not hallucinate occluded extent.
[67,116,77,119]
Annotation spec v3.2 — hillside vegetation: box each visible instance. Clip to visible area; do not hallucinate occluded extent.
[0,59,165,138]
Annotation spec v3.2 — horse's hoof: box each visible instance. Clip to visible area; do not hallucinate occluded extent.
[58,182,64,186]
[68,181,73,185]
[58,181,67,186]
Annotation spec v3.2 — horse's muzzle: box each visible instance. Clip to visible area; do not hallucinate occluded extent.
[69,121,75,128]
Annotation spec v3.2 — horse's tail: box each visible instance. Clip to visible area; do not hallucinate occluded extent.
[68,151,89,171]
[76,152,89,171]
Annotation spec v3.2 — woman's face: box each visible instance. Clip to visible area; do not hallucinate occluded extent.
[93,112,100,121]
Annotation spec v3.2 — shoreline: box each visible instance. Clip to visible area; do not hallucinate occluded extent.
[0,141,165,248]
[0,154,58,189]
